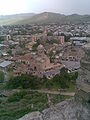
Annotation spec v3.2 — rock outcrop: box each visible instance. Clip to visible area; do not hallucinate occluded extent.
[19,44,90,120]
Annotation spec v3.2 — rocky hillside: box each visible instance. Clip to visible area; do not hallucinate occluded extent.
[19,98,90,120]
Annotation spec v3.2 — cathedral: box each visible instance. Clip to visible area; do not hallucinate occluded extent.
[13,44,61,77]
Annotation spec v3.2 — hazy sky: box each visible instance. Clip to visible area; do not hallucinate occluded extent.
[0,0,90,15]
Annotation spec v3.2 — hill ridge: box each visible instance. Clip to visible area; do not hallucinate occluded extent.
[0,12,90,25]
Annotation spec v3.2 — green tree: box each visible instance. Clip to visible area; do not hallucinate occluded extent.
[47,32,53,36]
[7,49,12,56]
[8,90,27,102]
[32,39,40,51]
[49,51,54,63]
[7,74,41,89]
[0,71,4,83]
[70,72,78,83]
[60,67,68,76]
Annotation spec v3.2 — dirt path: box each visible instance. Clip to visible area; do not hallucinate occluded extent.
[30,89,75,96]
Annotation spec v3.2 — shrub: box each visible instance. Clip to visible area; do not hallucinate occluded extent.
[7,74,40,89]
[8,90,27,102]
[0,71,4,83]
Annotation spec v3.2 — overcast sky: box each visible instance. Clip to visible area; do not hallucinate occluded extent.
[0,0,90,15]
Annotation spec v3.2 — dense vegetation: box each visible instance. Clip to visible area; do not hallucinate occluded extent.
[0,71,5,83]
[7,68,78,90]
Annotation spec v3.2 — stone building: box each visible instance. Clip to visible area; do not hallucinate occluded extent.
[13,44,62,77]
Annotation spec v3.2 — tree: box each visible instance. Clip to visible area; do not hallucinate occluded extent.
[49,51,54,63]
[7,74,41,89]
[61,33,71,42]
[32,39,40,51]
[60,67,68,76]
[7,50,12,56]
[0,71,4,83]
[70,72,78,83]
[47,32,53,36]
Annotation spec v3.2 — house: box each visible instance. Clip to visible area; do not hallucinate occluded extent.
[0,61,13,72]
[0,61,13,81]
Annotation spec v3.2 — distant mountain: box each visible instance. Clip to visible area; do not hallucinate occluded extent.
[0,13,35,25]
[61,14,90,24]
[0,12,90,25]
[18,12,65,24]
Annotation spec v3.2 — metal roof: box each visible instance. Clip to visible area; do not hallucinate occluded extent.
[0,61,12,68]
[70,37,90,41]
